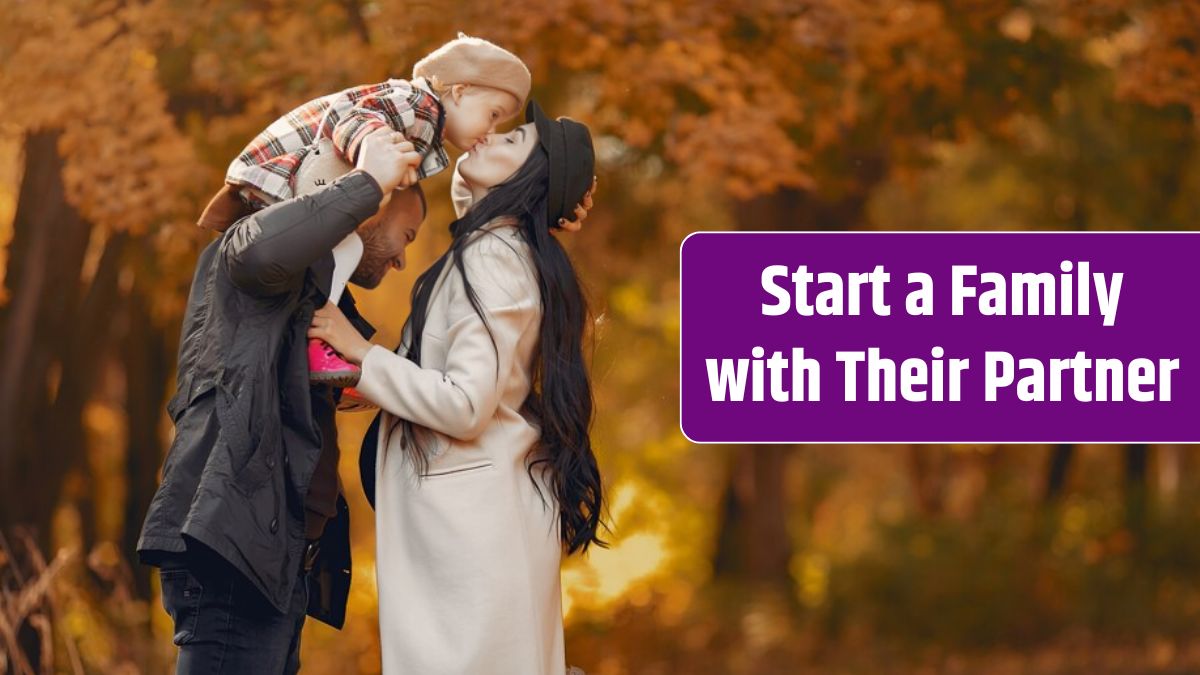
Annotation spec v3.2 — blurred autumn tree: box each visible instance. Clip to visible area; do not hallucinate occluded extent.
[2,0,1200,673]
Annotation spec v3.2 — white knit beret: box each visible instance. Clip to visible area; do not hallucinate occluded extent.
[412,33,531,107]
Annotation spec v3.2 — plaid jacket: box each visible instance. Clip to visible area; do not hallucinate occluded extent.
[226,78,448,206]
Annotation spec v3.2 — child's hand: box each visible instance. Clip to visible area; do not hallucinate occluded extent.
[356,128,421,195]
[397,157,421,189]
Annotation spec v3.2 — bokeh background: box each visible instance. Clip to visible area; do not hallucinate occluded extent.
[2,1,1200,673]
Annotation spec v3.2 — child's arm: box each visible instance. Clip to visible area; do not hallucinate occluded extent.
[327,83,444,183]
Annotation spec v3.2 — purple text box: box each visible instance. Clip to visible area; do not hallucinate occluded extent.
[679,232,1200,443]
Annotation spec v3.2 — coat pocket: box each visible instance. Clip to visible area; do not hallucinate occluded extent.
[159,567,204,646]
[419,461,495,480]
[166,376,216,424]
[419,334,449,367]
[231,426,279,495]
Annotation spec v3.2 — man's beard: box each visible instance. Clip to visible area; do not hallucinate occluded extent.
[349,226,389,289]
[349,261,386,290]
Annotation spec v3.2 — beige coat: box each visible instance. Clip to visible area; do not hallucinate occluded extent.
[355,220,567,675]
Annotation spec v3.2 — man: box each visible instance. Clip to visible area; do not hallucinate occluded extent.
[137,129,422,673]
[137,126,595,673]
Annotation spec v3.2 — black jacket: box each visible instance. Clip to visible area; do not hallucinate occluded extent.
[138,171,384,626]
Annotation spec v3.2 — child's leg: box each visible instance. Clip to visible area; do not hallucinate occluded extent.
[197,184,255,232]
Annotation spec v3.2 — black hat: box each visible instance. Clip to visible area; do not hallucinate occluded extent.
[526,99,594,227]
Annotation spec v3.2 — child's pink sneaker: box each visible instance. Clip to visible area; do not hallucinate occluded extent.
[337,386,378,412]
[308,338,360,387]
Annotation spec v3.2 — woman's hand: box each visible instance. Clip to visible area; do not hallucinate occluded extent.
[308,302,373,365]
[556,176,597,232]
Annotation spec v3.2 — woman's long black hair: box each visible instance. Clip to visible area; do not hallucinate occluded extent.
[385,145,606,555]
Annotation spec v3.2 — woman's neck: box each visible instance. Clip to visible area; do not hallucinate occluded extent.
[484,214,520,229]
[467,182,491,206]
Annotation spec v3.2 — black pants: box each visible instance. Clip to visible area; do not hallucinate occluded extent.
[158,550,311,674]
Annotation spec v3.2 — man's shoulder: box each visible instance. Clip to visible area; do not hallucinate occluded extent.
[201,219,310,306]
[188,235,224,287]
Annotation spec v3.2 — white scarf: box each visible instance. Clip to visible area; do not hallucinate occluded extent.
[450,154,476,219]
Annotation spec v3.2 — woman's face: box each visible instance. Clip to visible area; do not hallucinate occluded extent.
[456,122,539,190]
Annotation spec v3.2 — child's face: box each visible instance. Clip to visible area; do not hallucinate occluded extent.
[441,85,521,153]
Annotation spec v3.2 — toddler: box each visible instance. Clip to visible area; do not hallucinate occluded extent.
[197,33,531,386]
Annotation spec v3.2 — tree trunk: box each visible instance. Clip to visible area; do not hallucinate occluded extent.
[1124,443,1149,536]
[0,131,126,554]
[121,288,169,599]
[41,233,128,552]
[711,444,794,588]
[706,176,885,591]
[907,445,947,517]
[341,0,372,44]
[1043,443,1074,504]
[1156,443,1182,512]
[0,131,95,544]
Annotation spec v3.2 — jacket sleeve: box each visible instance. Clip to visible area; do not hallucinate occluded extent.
[330,86,445,179]
[220,170,383,297]
[331,87,419,165]
[354,231,540,441]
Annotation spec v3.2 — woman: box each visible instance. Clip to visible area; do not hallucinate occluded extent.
[308,100,604,674]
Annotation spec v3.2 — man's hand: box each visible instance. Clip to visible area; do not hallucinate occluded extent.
[356,128,421,195]
[555,176,597,233]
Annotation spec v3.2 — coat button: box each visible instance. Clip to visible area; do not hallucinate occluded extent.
[270,517,279,533]
[267,455,276,469]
